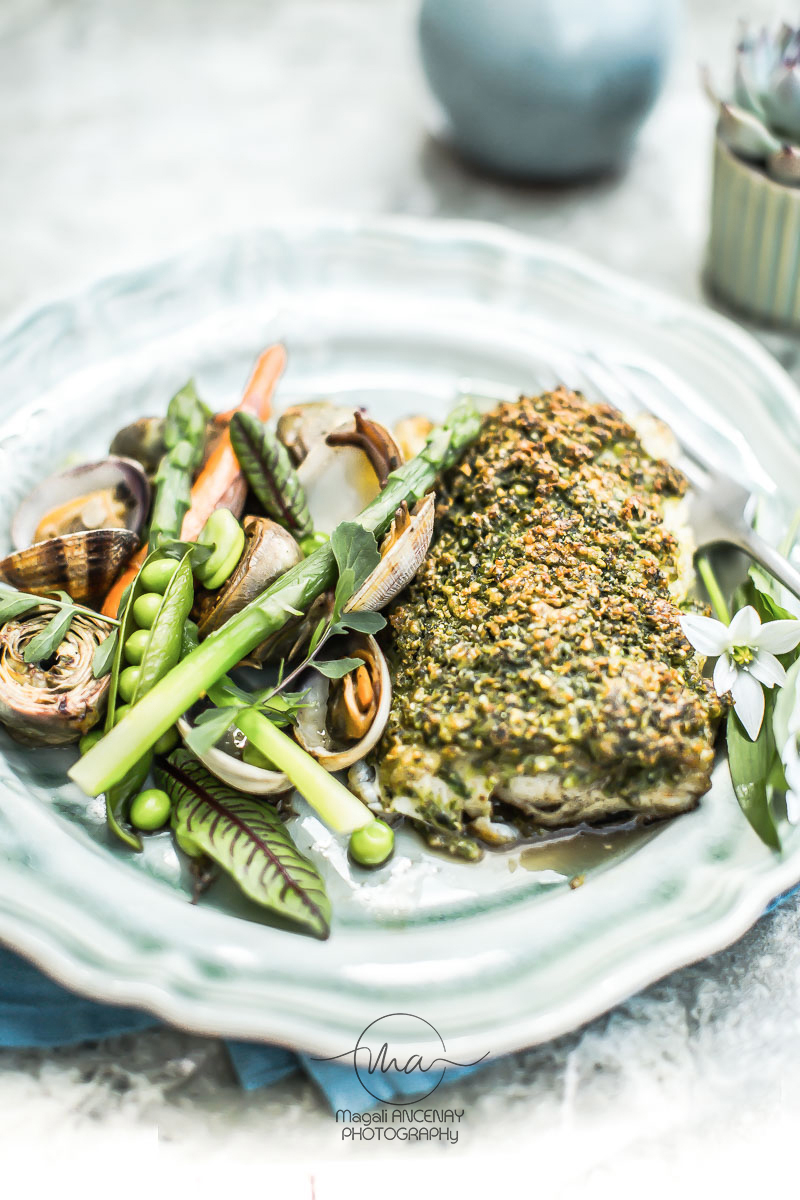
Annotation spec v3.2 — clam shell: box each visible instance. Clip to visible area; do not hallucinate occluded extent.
[294,634,391,772]
[196,516,303,638]
[0,528,140,607]
[345,492,435,612]
[12,456,150,550]
[176,713,290,795]
[277,401,354,465]
[296,421,382,535]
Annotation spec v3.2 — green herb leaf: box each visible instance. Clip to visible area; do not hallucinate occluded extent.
[229,412,314,539]
[332,567,355,620]
[314,656,365,679]
[330,522,380,614]
[336,610,387,634]
[92,629,118,678]
[182,706,238,757]
[307,616,329,656]
[727,706,781,851]
[157,749,331,939]
[22,606,75,663]
[0,589,42,623]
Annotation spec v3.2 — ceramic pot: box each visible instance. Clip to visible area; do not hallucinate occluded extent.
[707,135,800,328]
[418,0,679,180]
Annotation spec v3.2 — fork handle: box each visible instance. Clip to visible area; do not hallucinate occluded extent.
[732,525,800,605]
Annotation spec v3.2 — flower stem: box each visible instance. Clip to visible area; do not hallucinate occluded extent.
[697,553,731,625]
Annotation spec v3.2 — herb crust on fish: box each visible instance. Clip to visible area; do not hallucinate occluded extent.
[371,388,722,859]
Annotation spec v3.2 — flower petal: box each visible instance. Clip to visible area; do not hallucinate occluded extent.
[713,653,738,696]
[679,613,729,656]
[731,670,765,740]
[753,618,800,653]
[748,651,787,689]
[787,789,800,826]
[728,605,761,646]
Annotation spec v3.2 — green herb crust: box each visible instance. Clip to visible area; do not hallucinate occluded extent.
[375,389,722,857]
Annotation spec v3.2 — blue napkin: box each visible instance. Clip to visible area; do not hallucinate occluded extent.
[3,883,798,1111]
[0,943,483,1111]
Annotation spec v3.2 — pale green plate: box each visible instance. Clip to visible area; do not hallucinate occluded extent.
[1,218,800,1060]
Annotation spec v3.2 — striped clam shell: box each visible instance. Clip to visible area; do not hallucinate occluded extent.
[0,528,139,607]
[345,492,435,613]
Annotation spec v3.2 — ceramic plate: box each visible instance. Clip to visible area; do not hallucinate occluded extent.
[2,217,800,1061]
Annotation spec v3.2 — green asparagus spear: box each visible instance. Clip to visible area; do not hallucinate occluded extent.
[148,381,209,547]
[69,400,482,798]
[229,411,313,539]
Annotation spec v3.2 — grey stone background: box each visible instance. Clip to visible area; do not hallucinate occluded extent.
[1,0,798,1192]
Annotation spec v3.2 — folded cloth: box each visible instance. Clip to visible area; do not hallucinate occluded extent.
[4,885,799,1111]
[0,944,485,1111]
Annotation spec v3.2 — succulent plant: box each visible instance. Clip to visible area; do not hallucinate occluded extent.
[711,22,800,186]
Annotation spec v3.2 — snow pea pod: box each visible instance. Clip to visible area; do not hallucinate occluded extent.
[103,548,194,849]
[131,552,195,701]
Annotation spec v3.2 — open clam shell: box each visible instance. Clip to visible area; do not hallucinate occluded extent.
[0,528,140,607]
[276,401,354,465]
[345,492,435,613]
[196,516,303,638]
[294,634,391,772]
[12,457,150,551]
[176,710,290,796]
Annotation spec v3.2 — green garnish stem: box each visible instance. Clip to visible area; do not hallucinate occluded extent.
[696,553,731,625]
[68,400,482,797]
[235,708,370,833]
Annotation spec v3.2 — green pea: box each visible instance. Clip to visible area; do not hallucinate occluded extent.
[124,628,150,664]
[129,788,172,832]
[242,742,274,770]
[140,557,180,594]
[133,592,163,629]
[349,819,395,867]
[195,508,245,590]
[300,531,330,556]
[153,725,180,755]
[114,704,132,726]
[79,729,104,755]
[118,665,141,703]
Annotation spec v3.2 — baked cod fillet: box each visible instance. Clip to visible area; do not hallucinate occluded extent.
[371,388,722,860]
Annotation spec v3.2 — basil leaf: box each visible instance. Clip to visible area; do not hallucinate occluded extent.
[336,610,387,634]
[157,750,331,939]
[727,706,781,850]
[314,656,364,679]
[182,706,238,757]
[22,606,74,664]
[92,629,118,679]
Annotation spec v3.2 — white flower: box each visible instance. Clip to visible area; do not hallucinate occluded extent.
[680,604,800,741]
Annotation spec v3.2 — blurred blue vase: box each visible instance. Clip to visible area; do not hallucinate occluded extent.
[419,0,679,180]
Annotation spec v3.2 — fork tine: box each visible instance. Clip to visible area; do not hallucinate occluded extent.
[585,353,776,496]
[576,358,715,490]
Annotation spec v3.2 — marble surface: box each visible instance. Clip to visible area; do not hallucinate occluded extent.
[1,0,799,1192]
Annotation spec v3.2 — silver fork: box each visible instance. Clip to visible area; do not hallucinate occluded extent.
[459,364,800,603]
